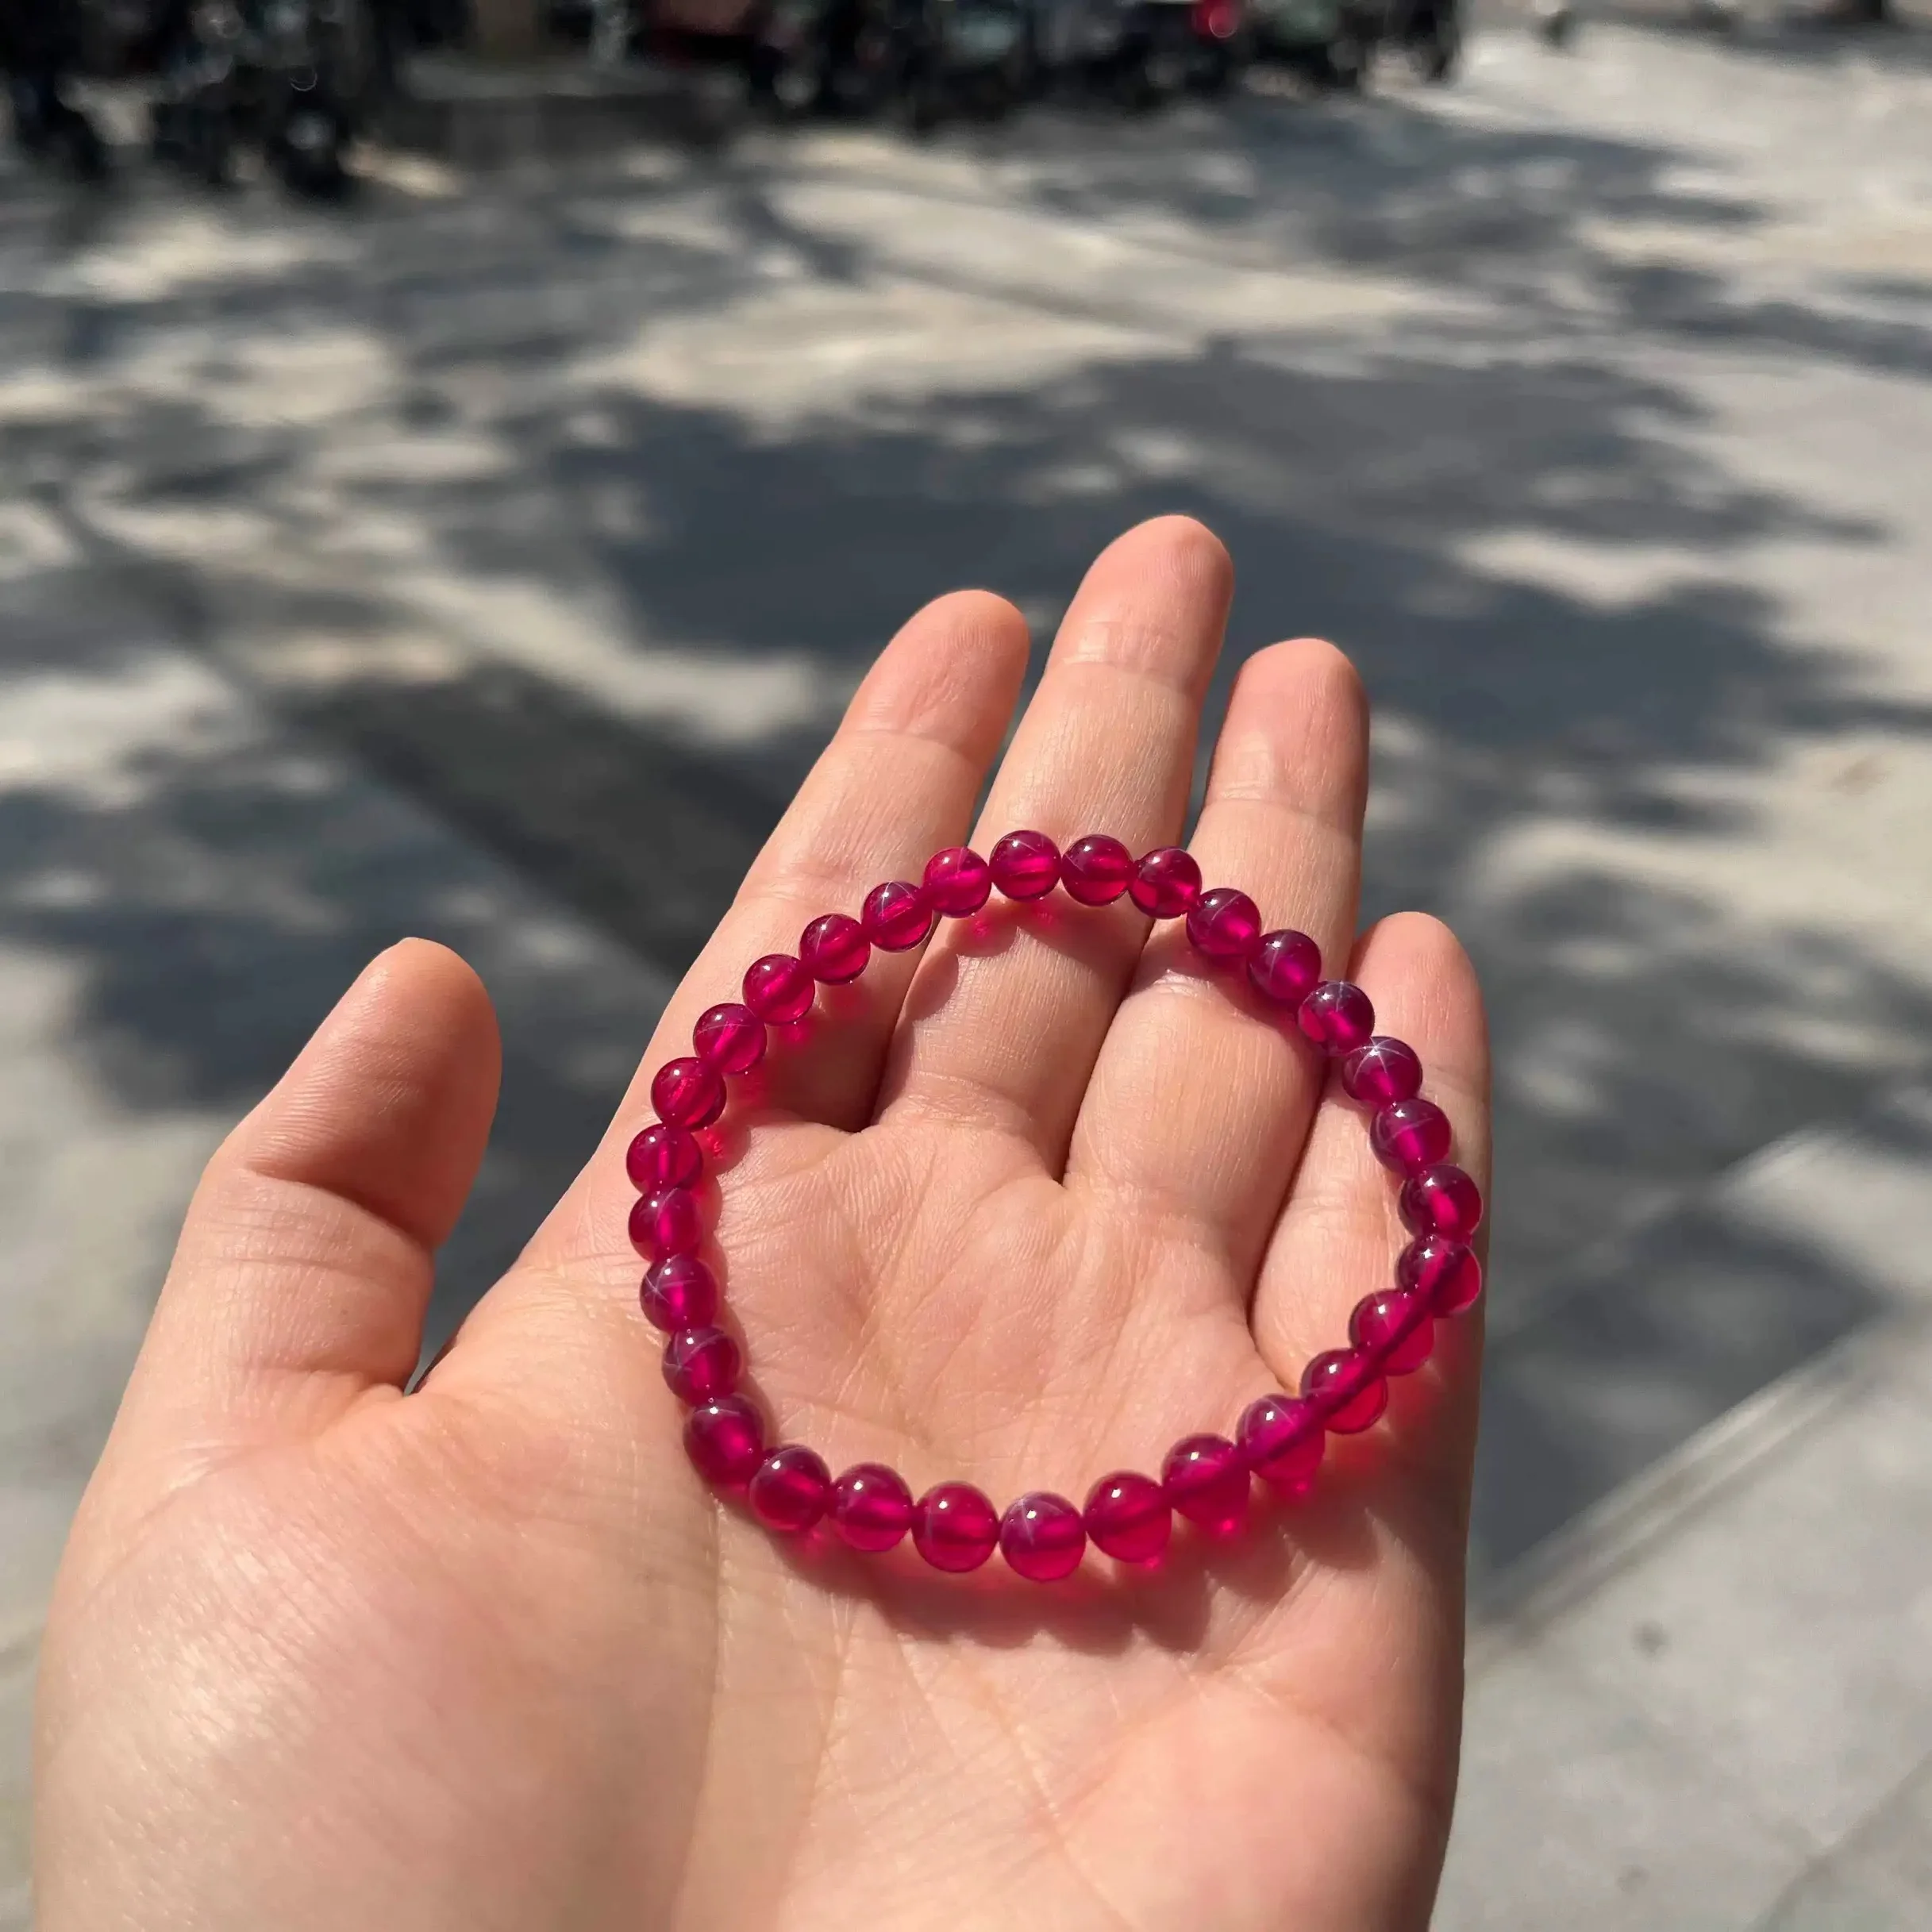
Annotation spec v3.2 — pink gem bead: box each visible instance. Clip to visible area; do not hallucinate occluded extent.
[629,1186,702,1262]
[923,845,992,917]
[1299,979,1376,1054]
[1186,887,1264,964]
[1061,833,1135,906]
[1400,1163,1485,1241]
[832,1463,915,1553]
[749,1445,833,1534]
[641,1254,718,1332]
[1083,1472,1172,1563]
[1248,928,1321,1006]
[1237,1394,1326,1493]
[1301,1349,1388,1434]
[1370,1097,1453,1176]
[800,913,871,984]
[1399,1233,1484,1315]
[652,1056,725,1129]
[663,1326,741,1403]
[684,1395,765,1486]
[693,1002,766,1074]
[743,953,814,1025]
[1000,1492,1087,1582]
[626,1122,702,1194]
[861,879,935,952]
[989,829,1060,900]
[1162,1434,1250,1532]
[1341,1036,1423,1108]
[1129,845,1202,918]
[1350,1288,1435,1376]
[912,1483,999,1572]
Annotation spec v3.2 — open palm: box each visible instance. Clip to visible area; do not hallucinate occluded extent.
[36,519,1487,1932]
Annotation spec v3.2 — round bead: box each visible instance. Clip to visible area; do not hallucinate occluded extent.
[1399,1163,1485,1241]
[749,1445,833,1533]
[663,1326,741,1403]
[1248,928,1321,1006]
[1300,1349,1388,1434]
[999,1491,1087,1582]
[1236,1394,1326,1493]
[628,1187,702,1262]
[683,1395,765,1486]
[989,829,1060,901]
[1350,1287,1435,1376]
[911,1483,999,1572]
[1370,1097,1453,1176]
[693,1002,766,1074]
[1161,1434,1250,1532]
[1186,887,1264,964]
[800,913,871,985]
[641,1253,718,1332]
[743,953,814,1025]
[861,879,936,952]
[625,1122,702,1194]
[831,1463,915,1553]
[1082,1472,1172,1563]
[651,1056,725,1130]
[1341,1035,1423,1107]
[922,846,992,917]
[1398,1233,1484,1315]
[1129,846,1202,919]
[1299,979,1376,1054]
[1061,833,1135,906]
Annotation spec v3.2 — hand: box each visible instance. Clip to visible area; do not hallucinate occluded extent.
[35,518,1487,1932]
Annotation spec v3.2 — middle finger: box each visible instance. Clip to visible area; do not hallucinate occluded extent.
[878,516,1232,1166]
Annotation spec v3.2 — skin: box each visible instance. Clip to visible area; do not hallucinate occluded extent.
[33,518,1489,1932]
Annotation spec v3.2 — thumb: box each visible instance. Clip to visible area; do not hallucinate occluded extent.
[112,938,501,1457]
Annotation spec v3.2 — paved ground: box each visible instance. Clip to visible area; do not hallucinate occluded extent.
[3,13,1932,1926]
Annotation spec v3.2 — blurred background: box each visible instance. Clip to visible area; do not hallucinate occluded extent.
[4,0,1932,1923]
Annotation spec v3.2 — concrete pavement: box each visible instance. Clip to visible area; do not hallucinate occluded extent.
[5,17,1932,1926]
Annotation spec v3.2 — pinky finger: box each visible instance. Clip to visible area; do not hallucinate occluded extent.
[1250,911,1490,1514]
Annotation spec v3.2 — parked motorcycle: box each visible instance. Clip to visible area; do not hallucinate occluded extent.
[891,0,1031,128]
[0,0,110,175]
[1245,0,1370,87]
[1030,0,1245,106]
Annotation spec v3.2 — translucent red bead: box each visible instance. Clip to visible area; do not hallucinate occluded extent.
[1186,887,1263,964]
[989,828,1061,899]
[1399,1232,1484,1314]
[626,1122,702,1193]
[1249,927,1321,1006]
[999,1492,1087,1581]
[641,1253,718,1332]
[1061,833,1134,906]
[800,913,871,984]
[1299,979,1376,1054]
[913,1483,1000,1572]
[684,1395,765,1485]
[633,830,1485,1580]
[749,1445,833,1533]
[1162,1434,1250,1533]
[861,879,934,951]
[1341,1035,1423,1108]
[1083,1472,1172,1563]
[923,845,992,917]
[694,1002,766,1073]
[1130,845,1203,918]
[1301,1349,1388,1434]
[832,1463,915,1552]
[1237,1394,1326,1493]
[1400,1163,1485,1241]
[629,1187,701,1261]
[743,953,815,1025]
[1370,1097,1453,1176]
[664,1326,741,1402]
[652,1056,725,1129]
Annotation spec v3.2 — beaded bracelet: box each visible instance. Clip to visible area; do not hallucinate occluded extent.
[627,832,1483,1583]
